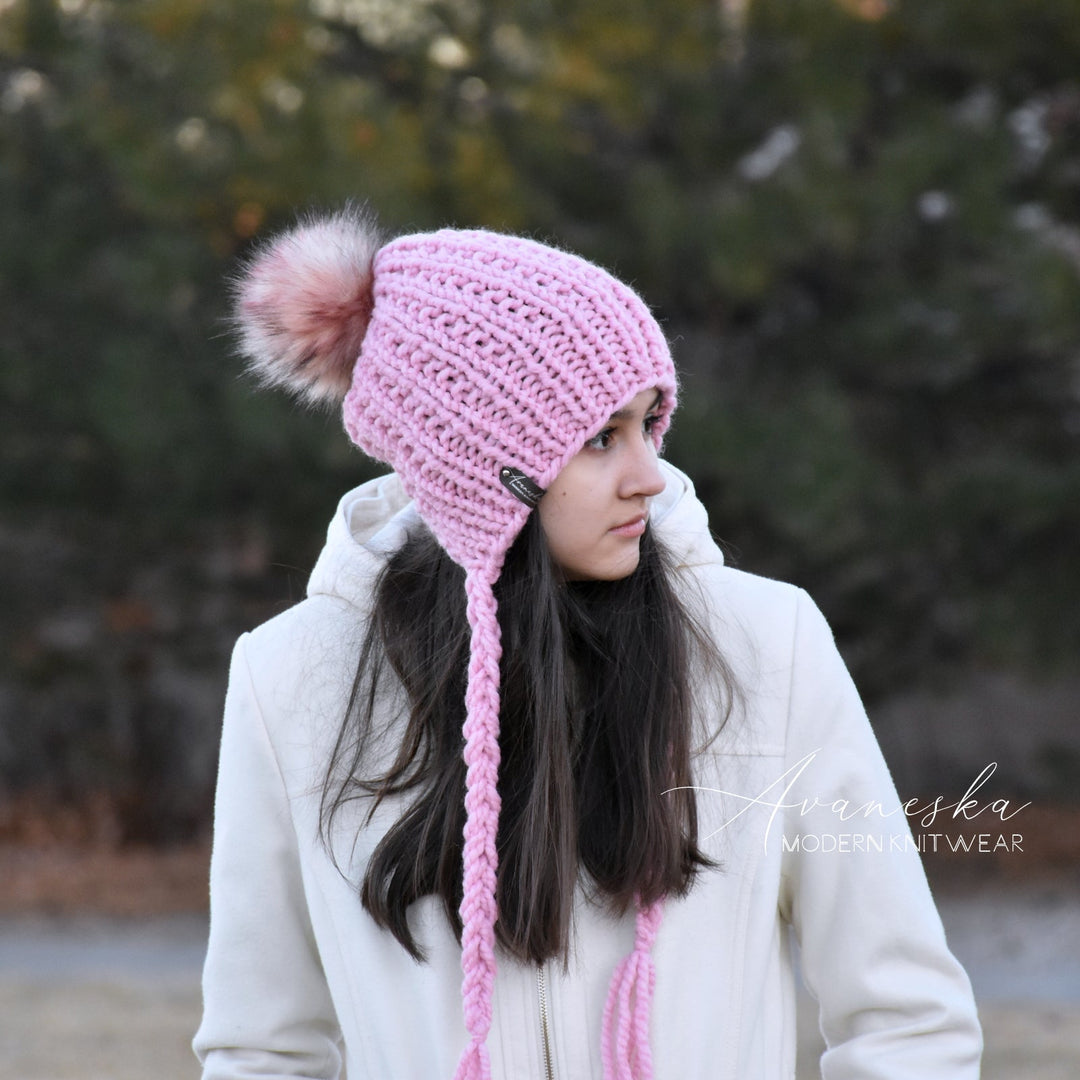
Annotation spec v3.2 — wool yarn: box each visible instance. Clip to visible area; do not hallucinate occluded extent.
[235,206,677,1079]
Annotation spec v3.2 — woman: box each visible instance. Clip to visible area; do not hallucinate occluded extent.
[194,208,982,1079]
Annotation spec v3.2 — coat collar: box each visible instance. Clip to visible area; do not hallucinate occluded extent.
[307,459,721,606]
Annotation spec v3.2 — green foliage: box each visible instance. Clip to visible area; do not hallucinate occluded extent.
[2,0,1078,704]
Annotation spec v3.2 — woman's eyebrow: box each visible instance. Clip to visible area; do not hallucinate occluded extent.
[606,391,664,423]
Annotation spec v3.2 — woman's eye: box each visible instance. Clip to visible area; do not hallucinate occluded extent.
[585,414,660,451]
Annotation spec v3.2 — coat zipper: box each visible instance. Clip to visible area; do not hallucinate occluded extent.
[537,963,555,1080]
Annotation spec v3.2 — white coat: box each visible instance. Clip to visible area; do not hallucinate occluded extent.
[194,460,982,1079]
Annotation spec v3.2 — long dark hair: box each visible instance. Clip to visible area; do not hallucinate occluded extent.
[320,510,738,964]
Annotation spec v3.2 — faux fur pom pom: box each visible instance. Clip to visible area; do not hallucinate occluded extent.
[233,207,384,405]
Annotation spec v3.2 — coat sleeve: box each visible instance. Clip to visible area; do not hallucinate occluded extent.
[193,633,344,1080]
[777,590,983,1079]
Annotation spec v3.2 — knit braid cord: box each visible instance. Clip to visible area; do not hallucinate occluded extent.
[453,565,504,1080]
[600,898,665,1080]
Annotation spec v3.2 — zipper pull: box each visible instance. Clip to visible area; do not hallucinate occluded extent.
[537,963,556,1080]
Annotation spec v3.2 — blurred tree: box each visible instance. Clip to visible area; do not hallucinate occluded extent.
[1,0,1078,831]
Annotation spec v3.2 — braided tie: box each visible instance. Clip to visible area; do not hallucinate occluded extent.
[453,1040,490,1080]
[601,898,665,1080]
[454,565,504,1080]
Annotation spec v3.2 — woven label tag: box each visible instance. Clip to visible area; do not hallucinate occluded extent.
[499,467,546,508]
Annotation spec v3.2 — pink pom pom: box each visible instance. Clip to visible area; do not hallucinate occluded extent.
[233,206,384,405]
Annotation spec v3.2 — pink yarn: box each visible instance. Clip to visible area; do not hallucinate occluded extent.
[343,228,677,572]
[601,899,665,1080]
[454,565,503,1080]
[233,211,678,1079]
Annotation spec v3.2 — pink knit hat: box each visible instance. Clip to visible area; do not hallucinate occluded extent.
[235,206,677,1080]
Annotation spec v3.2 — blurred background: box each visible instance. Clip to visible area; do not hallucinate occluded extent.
[1,0,1078,1076]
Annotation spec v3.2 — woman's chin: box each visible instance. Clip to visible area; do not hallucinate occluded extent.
[562,547,642,582]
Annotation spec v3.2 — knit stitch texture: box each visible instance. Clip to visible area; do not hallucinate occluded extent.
[343,228,676,574]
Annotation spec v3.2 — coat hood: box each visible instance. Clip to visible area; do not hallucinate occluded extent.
[307,459,720,607]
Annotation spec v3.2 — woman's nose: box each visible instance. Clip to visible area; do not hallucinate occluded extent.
[620,436,666,500]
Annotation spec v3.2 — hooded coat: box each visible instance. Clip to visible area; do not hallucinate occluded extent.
[194,460,982,1079]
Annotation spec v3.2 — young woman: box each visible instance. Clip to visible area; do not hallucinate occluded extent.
[194,209,982,1079]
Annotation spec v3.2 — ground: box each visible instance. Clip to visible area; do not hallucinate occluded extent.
[0,841,1078,1078]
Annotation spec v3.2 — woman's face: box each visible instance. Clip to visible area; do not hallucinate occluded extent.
[538,387,667,581]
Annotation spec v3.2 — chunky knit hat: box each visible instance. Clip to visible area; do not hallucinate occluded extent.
[235,206,677,1080]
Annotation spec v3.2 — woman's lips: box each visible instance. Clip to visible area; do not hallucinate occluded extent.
[609,515,647,537]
